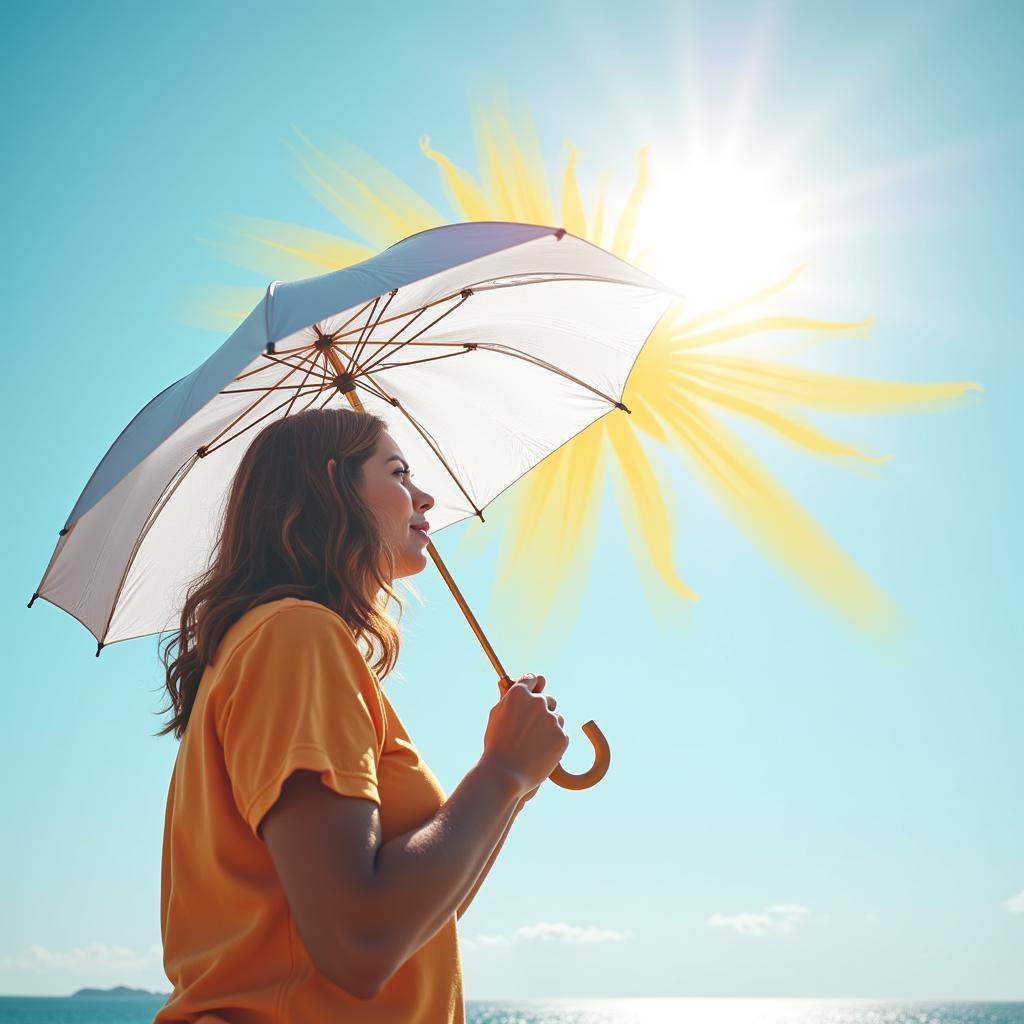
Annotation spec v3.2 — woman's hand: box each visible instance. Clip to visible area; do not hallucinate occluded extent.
[498,672,558,809]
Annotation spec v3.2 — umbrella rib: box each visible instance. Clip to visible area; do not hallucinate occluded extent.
[350,375,393,404]
[352,288,398,368]
[353,368,485,520]
[355,301,432,363]
[206,348,324,453]
[325,273,652,344]
[464,271,678,297]
[283,344,328,418]
[219,382,330,394]
[472,342,629,409]
[331,296,381,342]
[356,293,382,347]
[201,376,333,459]
[361,339,627,412]
[234,349,325,382]
[296,351,336,416]
[330,289,467,344]
[357,292,473,377]
[372,348,475,372]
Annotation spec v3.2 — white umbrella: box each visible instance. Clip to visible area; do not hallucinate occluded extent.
[31,220,682,790]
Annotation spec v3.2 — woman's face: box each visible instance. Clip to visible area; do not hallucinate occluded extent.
[332,431,435,581]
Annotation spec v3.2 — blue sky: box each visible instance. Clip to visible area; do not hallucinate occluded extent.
[2,0,1022,1000]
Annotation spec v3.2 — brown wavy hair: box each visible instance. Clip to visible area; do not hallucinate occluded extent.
[154,408,403,740]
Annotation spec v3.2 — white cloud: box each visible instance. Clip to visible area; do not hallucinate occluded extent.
[707,904,809,936]
[0,943,169,996]
[0,943,163,975]
[462,921,636,952]
[1002,890,1024,915]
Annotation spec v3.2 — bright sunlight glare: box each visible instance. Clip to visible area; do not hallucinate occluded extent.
[637,154,809,306]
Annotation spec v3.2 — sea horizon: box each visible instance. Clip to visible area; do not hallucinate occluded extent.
[0,995,1022,1024]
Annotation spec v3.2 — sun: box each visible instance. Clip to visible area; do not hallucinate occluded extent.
[637,152,807,305]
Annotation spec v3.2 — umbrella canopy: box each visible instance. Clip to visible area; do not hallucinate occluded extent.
[32,221,680,649]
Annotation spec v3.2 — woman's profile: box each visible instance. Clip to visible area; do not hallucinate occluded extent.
[151,407,568,1023]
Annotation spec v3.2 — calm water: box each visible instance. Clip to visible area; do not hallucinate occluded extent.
[0,999,1021,1024]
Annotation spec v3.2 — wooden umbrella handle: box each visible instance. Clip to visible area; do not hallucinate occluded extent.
[549,719,611,790]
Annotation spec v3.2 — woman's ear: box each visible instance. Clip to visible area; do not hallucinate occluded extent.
[326,457,337,482]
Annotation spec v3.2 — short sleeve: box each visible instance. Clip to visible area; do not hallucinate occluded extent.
[215,603,387,840]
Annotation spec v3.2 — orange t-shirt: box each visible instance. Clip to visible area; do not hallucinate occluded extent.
[154,597,464,1023]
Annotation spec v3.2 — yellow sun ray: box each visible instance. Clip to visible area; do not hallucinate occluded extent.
[559,143,589,239]
[656,388,906,637]
[675,355,982,413]
[419,135,495,221]
[178,284,267,334]
[610,146,649,261]
[471,100,557,226]
[186,99,981,641]
[669,315,874,353]
[287,129,445,246]
[604,412,699,602]
[197,214,375,279]
[471,422,610,660]
[668,371,893,464]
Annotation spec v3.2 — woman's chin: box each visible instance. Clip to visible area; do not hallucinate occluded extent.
[394,551,429,580]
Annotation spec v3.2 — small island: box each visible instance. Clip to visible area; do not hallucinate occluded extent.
[71,985,170,998]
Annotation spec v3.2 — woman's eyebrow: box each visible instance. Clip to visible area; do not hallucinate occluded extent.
[386,456,410,471]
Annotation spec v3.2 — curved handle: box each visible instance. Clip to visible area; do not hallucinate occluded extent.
[549,719,611,791]
[497,676,611,792]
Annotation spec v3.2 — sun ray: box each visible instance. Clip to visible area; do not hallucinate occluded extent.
[178,284,265,334]
[560,143,589,239]
[481,422,609,659]
[470,98,557,224]
[677,356,982,413]
[589,169,612,251]
[669,371,893,464]
[604,412,699,603]
[419,135,495,220]
[669,314,874,354]
[197,214,374,280]
[287,129,445,245]
[658,390,906,637]
[610,146,649,261]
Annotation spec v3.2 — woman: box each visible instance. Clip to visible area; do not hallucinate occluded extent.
[152,408,568,1023]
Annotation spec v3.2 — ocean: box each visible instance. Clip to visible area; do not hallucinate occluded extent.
[0,999,1021,1024]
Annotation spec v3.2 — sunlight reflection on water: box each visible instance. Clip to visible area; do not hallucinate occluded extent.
[466,1001,1024,1024]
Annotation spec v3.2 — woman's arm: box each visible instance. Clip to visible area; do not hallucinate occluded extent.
[457,802,522,921]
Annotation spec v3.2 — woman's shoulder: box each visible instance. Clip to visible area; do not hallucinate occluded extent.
[214,597,356,667]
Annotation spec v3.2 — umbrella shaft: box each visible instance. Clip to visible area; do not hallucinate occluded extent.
[332,355,511,686]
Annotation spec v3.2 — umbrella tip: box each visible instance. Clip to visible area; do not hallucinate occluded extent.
[96,642,104,658]
[554,228,565,240]
[27,592,38,609]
